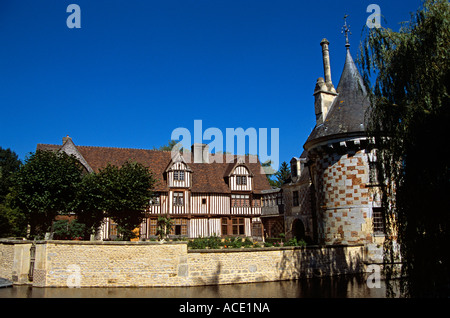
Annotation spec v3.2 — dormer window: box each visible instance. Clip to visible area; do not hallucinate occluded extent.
[236,176,247,185]
[174,170,185,181]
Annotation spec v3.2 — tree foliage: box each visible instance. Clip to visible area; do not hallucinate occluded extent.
[156,216,174,241]
[154,140,178,151]
[264,161,291,188]
[99,161,156,240]
[273,161,291,187]
[0,147,25,238]
[10,150,83,238]
[359,0,450,297]
[73,172,106,239]
[0,147,22,202]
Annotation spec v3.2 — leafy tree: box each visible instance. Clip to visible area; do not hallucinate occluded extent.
[0,147,22,203]
[156,216,174,241]
[99,161,156,241]
[359,0,450,297]
[52,219,86,240]
[0,147,25,238]
[0,194,28,238]
[73,172,106,239]
[154,140,178,151]
[10,150,83,238]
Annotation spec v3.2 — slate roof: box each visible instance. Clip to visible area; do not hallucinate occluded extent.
[36,142,271,194]
[304,48,371,148]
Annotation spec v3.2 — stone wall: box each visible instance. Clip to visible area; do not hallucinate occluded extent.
[0,240,32,284]
[0,240,368,288]
[311,148,377,245]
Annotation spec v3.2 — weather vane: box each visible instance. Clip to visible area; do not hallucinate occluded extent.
[342,14,351,48]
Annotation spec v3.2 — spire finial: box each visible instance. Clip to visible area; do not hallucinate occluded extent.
[342,14,351,49]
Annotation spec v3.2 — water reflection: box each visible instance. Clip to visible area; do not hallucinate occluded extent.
[0,274,395,298]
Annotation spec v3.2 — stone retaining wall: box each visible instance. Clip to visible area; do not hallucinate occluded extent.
[0,240,368,287]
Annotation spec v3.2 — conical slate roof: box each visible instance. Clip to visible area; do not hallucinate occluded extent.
[304,48,370,148]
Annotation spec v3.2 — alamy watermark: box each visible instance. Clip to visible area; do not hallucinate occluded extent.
[66,4,81,28]
[171,120,279,174]
[366,264,381,288]
[366,4,381,29]
[66,264,81,288]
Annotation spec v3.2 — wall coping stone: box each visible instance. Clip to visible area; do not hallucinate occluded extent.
[187,243,364,253]
[0,239,187,246]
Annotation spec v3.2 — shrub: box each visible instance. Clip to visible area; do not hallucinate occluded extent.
[284,237,307,247]
[52,219,86,240]
[206,235,222,249]
[188,236,208,249]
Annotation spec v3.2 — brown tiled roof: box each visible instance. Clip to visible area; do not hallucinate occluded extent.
[36,143,271,194]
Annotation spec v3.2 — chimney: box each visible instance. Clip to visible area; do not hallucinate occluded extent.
[62,135,72,145]
[313,39,338,125]
[320,39,334,90]
[191,143,209,163]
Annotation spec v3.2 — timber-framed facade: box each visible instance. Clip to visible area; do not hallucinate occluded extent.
[37,139,272,240]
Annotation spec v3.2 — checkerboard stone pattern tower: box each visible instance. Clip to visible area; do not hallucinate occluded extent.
[302,36,382,248]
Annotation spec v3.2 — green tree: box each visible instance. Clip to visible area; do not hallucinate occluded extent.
[99,161,156,241]
[0,147,25,238]
[273,161,291,187]
[52,219,86,240]
[156,216,174,241]
[0,199,27,238]
[10,150,83,238]
[73,172,106,239]
[154,140,179,151]
[360,0,450,297]
[0,147,22,203]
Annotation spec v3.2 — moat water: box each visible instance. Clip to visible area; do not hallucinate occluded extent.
[0,274,398,298]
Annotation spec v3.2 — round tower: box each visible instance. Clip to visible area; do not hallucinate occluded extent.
[304,26,382,247]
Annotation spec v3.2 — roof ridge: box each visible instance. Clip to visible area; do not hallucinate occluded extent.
[76,144,173,152]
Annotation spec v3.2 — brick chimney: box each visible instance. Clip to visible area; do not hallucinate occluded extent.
[191,143,209,163]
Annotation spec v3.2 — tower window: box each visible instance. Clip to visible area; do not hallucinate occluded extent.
[293,191,299,206]
[372,207,385,234]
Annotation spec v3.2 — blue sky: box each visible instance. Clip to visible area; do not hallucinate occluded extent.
[0,0,422,170]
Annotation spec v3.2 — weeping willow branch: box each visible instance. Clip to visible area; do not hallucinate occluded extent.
[359,0,450,298]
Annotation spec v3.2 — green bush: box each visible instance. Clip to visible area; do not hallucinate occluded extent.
[188,236,257,249]
[52,219,86,240]
[284,237,307,247]
[206,235,222,249]
[188,236,208,249]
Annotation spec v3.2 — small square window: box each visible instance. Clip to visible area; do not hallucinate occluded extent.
[174,170,185,181]
[173,192,184,205]
[236,176,247,185]
[202,198,207,205]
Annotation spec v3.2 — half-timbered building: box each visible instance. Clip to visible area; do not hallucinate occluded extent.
[36,139,272,240]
